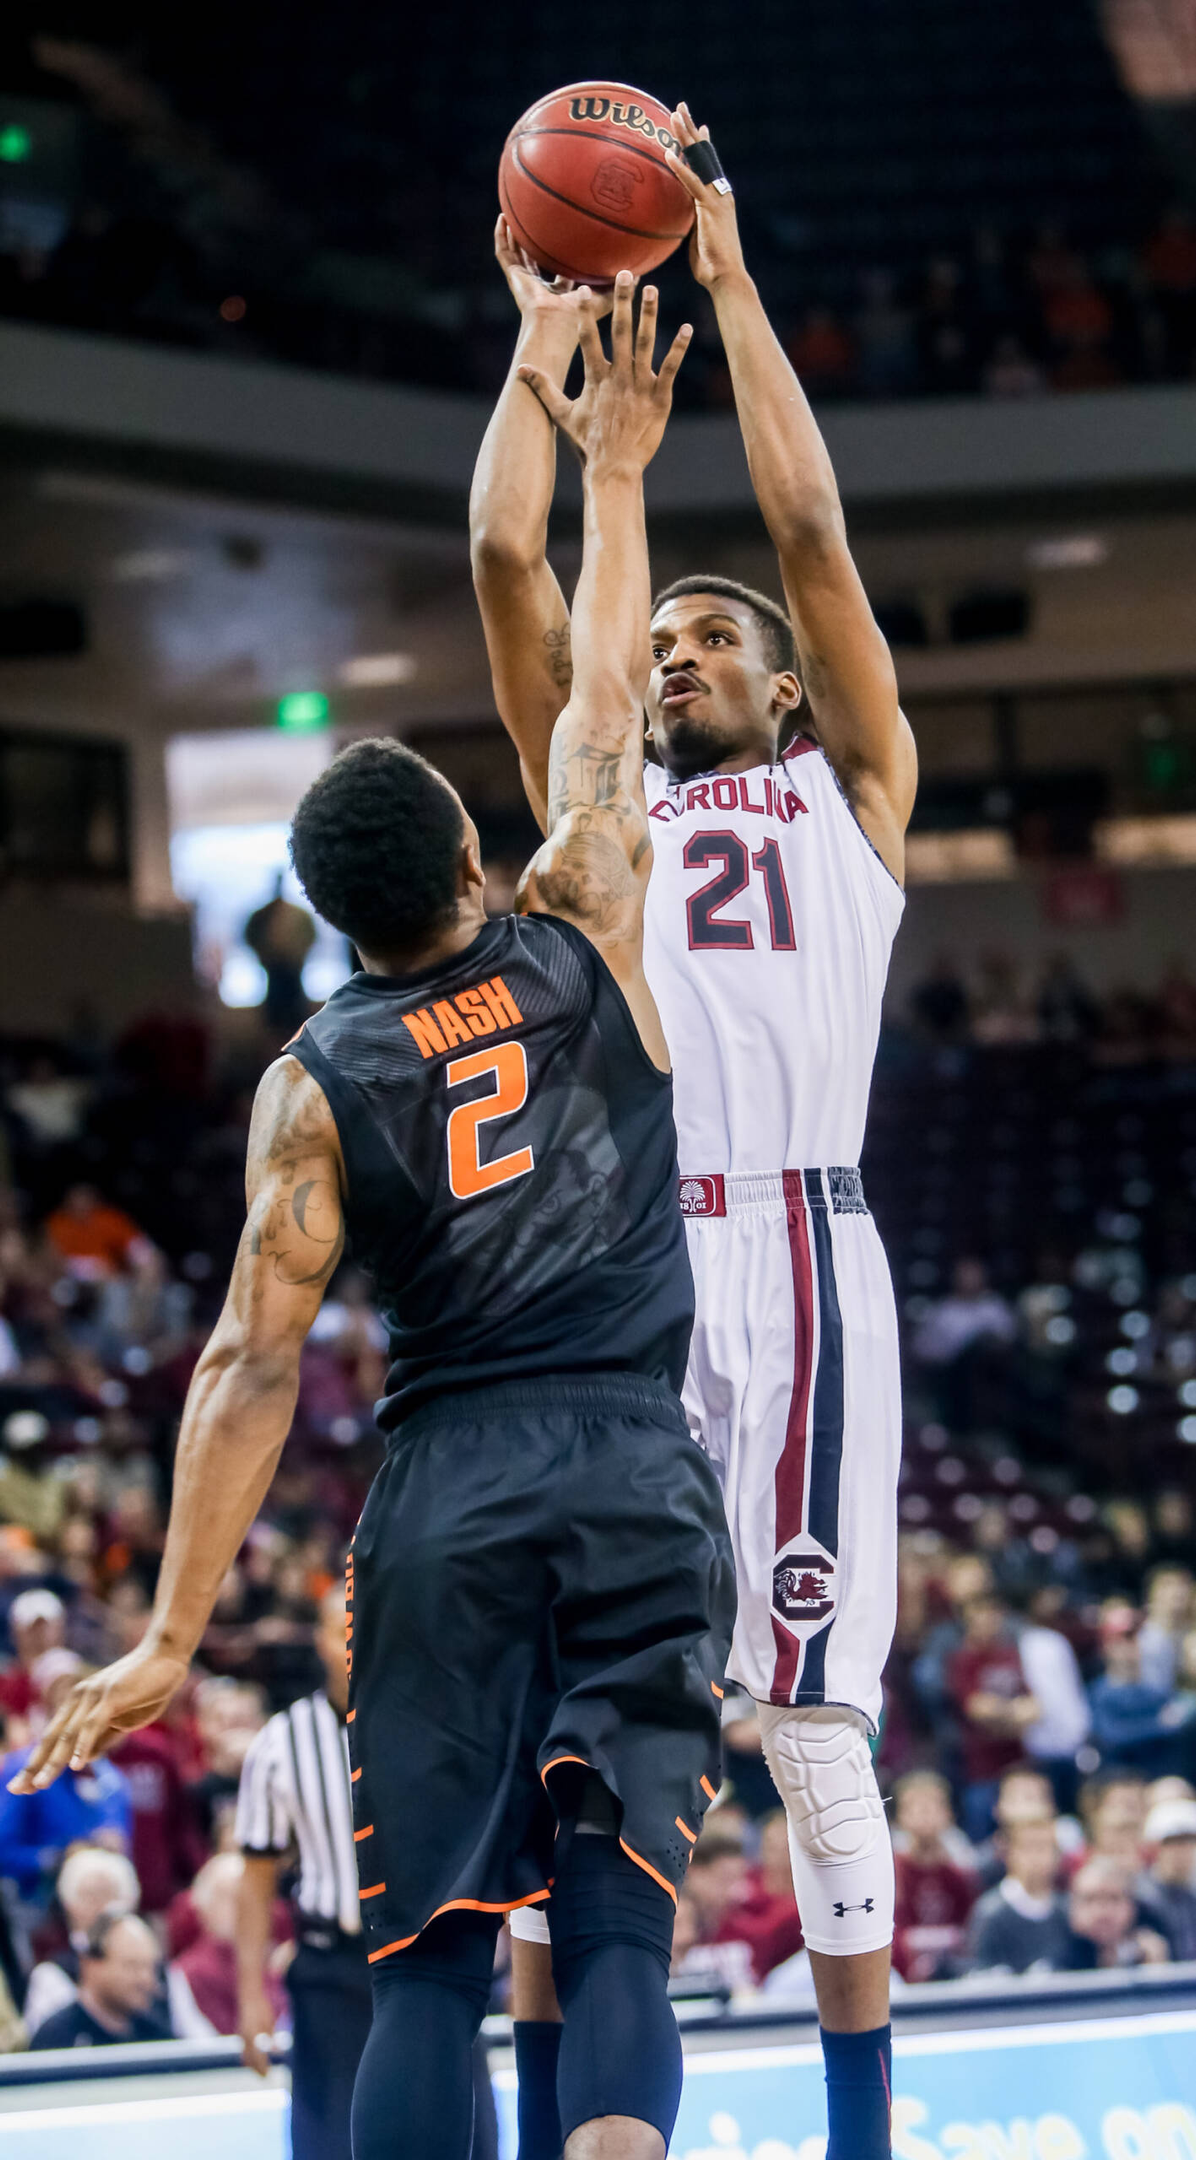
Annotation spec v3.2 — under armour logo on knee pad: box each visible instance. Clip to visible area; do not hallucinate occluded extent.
[832,1898,875,1917]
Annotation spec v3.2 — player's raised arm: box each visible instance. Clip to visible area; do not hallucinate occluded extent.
[666,105,917,883]
[517,273,690,1055]
[469,220,600,831]
[8,1061,345,1793]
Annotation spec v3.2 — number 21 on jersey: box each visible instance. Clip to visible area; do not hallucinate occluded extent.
[446,1042,535,1200]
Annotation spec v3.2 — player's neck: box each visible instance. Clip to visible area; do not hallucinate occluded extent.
[358,903,490,981]
[663,738,780,783]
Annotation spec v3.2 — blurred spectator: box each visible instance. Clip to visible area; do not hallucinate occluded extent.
[1138,1796,1196,1961]
[0,1589,65,1730]
[170,1851,285,2037]
[1074,1772,1150,1878]
[29,1910,169,2048]
[983,336,1046,398]
[0,1658,132,1902]
[1142,208,1196,374]
[971,955,1037,1046]
[44,1184,159,1286]
[966,1817,1070,1973]
[854,271,918,398]
[1015,1603,1091,1811]
[243,877,316,1040]
[909,955,970,1044]
[891,1772,979,1981]
[1036,956,1100,1044]
[715,1810,804,1982]
[786,308,857,399]
[913,1263,1017,1435]
[1088,1606,1193,1774]
[1139,1567,1195,1693]
[4,1057,91,1153]
[189,1679,269,1847]
[676,1832,755,1993]
[946,1592,1039,1838]
[1062,1857,1168,1970]
[110,1717,208,1916]
[23,1846,140,2037]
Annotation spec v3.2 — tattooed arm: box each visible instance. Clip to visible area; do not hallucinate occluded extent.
[517,274,690,1067]
[9,1060,344,1791]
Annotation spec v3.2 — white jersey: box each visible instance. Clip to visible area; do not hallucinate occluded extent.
[642,738,904,1174]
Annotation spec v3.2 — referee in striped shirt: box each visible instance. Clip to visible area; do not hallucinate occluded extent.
[235,1586,370,2160]
[234,1583,499,2160]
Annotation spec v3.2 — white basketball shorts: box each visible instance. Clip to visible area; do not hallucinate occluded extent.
[678,1167,901,1728]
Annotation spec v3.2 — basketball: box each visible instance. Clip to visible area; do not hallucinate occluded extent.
[498,81,695,284]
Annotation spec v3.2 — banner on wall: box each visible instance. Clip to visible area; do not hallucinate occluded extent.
[494,2008,1196,2160]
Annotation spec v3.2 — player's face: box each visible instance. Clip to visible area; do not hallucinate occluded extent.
[646,596,795,779]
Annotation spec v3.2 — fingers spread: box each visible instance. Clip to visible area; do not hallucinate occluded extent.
[635,284,659,374]
[609,269,635,368]
[575,290,607,377]
[656,322,694,395]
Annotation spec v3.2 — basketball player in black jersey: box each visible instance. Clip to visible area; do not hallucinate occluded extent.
[12,276,734,2160]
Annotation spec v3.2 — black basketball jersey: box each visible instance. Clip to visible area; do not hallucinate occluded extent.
[290,912,694,1425]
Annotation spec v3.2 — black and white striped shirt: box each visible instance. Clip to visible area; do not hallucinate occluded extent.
[235,1691,360,1936]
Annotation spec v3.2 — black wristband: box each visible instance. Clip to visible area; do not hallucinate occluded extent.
[683,138,732,194]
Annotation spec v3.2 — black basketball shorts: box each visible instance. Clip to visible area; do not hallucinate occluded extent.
[345,1373,736,1966]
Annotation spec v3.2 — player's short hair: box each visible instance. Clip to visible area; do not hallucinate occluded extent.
[689,1830,746,1869]
[650,574,797,676]
[290,738,464,955]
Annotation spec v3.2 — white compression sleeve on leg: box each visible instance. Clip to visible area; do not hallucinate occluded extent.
[758,1703,894,1956]
[509,1903,552,1946]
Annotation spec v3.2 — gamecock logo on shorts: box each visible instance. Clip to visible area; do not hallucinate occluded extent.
[591,159,643,211]
[772,1549,836,1628]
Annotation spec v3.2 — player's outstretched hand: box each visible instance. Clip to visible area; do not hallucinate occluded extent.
[6,1644,188,1793]
[494,215,619,323]
[516,271,690,474]
[664,103,746,291]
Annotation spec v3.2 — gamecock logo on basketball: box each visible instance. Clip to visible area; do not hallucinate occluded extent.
[772,1549,836,1628]
[591,159,643,212]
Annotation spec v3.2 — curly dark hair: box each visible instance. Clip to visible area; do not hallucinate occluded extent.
[289,738,464,955]
[650,574,797,677]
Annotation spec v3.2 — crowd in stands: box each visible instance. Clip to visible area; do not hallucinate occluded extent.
[0,974,1194,2047]
[2,203,1195,407]
[906,952,1196,1060]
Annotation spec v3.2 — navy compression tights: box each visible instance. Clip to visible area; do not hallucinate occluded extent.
[350,1833,680,2160]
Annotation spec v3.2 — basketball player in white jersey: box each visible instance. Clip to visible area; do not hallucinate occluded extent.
[471,106,917,2160]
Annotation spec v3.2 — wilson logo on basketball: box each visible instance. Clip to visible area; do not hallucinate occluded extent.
[591,160,643,212]
[772,1553,836,1626]
[568,96,680,153]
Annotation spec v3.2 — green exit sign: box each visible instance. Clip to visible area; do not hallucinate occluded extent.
[277,691,329,732]
[0,125,32,164]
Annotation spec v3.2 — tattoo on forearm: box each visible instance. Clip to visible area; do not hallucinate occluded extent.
[543,623,573,692]
[547,738,636,831]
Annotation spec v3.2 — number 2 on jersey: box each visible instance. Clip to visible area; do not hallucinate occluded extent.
[446,1041,535,1200]
[685,832,796,952]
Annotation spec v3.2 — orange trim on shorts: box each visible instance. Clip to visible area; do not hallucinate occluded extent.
[619,1838,678,1908]
[700,1775,717,1801]
[539,1754,590,1785]
[351,1767,362,1783]
[359,1882,386,1899]
[354,1825,373,1842]
[675,1817,697,1844]
[346,1709,356,1724]
[366,1887,552,1966]
[711,1682,724,1699]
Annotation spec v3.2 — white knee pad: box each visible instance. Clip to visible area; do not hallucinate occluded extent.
[509,1903,551,1946]
[758,1703,894,1957]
